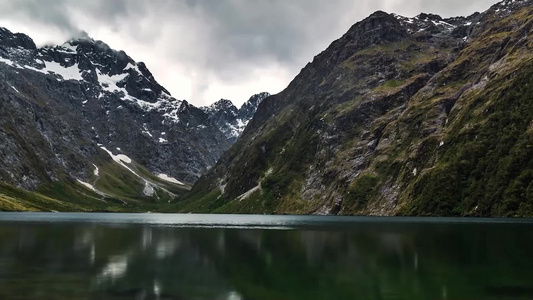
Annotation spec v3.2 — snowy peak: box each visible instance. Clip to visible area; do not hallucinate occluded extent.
[201,92,270,143]
[0,27,186,125]
[44,37,171,103]
[0,27,170,102]
[0,26,234,189]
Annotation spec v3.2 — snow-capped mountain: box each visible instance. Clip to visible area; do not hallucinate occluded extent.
[1,31,185,120]
[200,92,270,143]
[0,27,237,208]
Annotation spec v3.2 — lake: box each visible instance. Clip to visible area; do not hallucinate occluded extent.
[0,213,532,300]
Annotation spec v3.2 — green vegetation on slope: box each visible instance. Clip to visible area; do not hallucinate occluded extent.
[403,64,533,217]
[0,158,191,212]
[0,181,86,212]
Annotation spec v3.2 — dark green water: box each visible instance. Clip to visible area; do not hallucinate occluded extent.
[0,213,532,300]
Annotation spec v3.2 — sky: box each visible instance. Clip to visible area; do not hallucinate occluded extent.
[0,0,499,107]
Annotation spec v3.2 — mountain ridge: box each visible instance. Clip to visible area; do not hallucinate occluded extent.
[178,0,533,217]
[1,0,531,214]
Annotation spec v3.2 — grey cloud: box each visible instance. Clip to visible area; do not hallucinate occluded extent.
[0,0,500,106]
[0,0,74,33]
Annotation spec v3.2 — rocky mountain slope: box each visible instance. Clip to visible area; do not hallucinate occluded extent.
[200,92,270,143]
[0,30,263,211]
[181,0,533,217]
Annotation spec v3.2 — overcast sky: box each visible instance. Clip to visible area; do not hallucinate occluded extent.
[0,0,499,107]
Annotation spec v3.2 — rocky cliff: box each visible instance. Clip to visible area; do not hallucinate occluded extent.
[181,0,533,217]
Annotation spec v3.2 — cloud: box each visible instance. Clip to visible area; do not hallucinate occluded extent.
[0,0,499,106]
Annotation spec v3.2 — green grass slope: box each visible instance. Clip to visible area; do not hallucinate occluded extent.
[0,157,190,212]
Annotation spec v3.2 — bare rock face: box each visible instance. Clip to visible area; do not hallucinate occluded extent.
[184,0,533,217]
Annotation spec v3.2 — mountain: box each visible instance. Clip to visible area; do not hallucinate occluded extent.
[0,29,235,211]
[179,0,533,217]
[200,92,270,143]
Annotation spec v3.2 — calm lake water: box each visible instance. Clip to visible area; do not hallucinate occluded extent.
[0,213,532,300]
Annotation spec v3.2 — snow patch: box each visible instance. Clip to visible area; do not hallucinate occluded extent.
[142,124,153,137]
[157,174,184,185]
[97,71,129,93]
[125,62,142,74]
[0,56,15,67]
[77,179,96,192]
[237,185,261,201]
[97,71,170,113]
[39,60,84,81]
[8,84,20,93]
[8,58,83,82]
[237,119,246,128]
[100,146,136,175]
[219,183,227,195]
[432,19,454,30]
[93,164,99,177]
[143,182,155,196]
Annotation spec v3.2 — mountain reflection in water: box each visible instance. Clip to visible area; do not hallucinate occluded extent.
[0,214,532,300]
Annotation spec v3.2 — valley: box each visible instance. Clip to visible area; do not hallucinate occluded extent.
[0,0,531,216]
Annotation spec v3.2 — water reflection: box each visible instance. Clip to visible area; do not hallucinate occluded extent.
[0,221,532,299]
[98,254,129,283]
